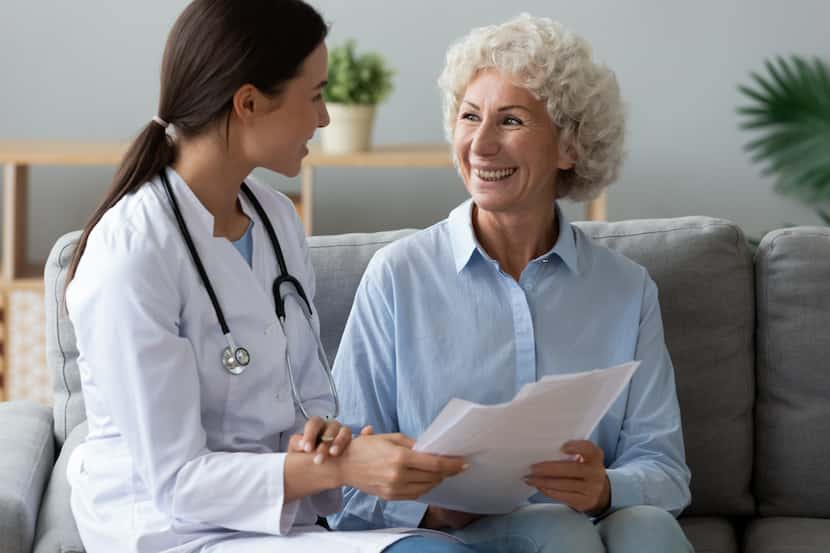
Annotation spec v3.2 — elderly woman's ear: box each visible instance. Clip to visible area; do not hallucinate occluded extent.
[557,143,575,171]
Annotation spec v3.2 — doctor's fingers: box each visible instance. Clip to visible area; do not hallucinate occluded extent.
[314,426,352,463]
[299,416,326,453]
[402,450,468,476]
[327,425,353,456]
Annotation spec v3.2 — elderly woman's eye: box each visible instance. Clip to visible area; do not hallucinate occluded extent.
[460,112,480,122]
[503,116,523,126]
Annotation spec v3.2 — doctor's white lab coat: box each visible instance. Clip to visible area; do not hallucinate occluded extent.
[65,169,412,553]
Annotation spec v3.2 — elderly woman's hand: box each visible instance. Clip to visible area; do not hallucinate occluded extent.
[288,416,356,465]
[523,440,611,515]
[334,427,468,501]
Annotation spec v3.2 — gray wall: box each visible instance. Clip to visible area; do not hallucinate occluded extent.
[1,1,828,264]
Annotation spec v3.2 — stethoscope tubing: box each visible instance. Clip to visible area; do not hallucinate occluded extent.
[159,171,338,419]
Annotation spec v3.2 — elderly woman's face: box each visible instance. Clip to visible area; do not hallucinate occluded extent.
[453,69,572,215]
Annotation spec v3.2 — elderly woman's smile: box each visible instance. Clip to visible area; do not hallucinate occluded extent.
[453,68,573,216]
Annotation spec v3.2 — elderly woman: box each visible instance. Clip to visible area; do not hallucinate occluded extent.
[329,14,693,553]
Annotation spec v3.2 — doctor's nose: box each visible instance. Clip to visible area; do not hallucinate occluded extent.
[318,102,330,128]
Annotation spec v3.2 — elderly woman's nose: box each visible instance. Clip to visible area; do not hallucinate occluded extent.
[471,122,500,156]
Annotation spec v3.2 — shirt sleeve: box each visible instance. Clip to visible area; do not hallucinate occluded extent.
[605,275,692,516]
[326,254,429,530]
[68,233,298,535]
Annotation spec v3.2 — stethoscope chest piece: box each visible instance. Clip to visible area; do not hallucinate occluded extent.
[222,345,250,375]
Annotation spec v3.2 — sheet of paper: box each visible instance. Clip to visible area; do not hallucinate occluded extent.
[413,361,640,514]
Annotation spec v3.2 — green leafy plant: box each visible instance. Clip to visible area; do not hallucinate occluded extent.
[324,40,394,105]
[738,55,830,225]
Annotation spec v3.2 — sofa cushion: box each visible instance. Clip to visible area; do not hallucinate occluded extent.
[0,401,55,553]
[755,227,830,517]
[680,517,738,553]
[32,422,86,553]
[44,230,84,448]
[309,229,416,362]
[744,517,830,553]
[577,217,755,516]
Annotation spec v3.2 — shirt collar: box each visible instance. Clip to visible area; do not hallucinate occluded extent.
[447,199,580,275]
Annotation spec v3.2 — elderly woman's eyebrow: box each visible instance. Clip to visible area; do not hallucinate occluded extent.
[461,100,531,113]
[498,104,531,113]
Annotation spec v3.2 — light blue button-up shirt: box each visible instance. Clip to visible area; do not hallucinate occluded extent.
[328,200,691,530]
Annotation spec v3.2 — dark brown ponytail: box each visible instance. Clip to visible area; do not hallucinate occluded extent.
[65,0,327,285]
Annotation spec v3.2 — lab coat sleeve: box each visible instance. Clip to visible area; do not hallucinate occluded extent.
[327,254,429,530]
[605,275,692,516]
[67,232,299,535]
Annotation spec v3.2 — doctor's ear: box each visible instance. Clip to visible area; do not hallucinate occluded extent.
[232,84,281,122]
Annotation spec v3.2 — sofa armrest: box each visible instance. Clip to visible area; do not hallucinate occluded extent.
[0,400,55,553]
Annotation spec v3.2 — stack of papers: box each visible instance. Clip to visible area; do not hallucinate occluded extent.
[413,361,640,514]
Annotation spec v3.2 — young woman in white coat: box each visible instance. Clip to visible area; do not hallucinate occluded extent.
[64,1,471,552]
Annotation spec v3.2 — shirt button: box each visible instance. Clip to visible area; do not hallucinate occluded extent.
[541,258,551,264]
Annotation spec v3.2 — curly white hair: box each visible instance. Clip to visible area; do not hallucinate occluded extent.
[438,13,625,200]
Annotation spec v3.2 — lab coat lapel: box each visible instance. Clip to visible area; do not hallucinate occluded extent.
[165,170,277,325]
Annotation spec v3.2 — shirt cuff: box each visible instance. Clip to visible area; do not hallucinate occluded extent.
[606,468,644,512]
[275,453,301,535]
[383,500,429,528]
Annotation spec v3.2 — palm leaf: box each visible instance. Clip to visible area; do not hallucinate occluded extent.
[738,55,830,207]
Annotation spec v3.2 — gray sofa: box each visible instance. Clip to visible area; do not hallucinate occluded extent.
[1,216,829,553]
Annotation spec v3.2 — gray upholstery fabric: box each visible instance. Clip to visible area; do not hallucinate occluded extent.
[744,517,830,553]
[0,401,55,553]
[308,229,416,362]
[578,218,756,516]
[32,423,86,553]
[43,230,84,448]
[755,227,830,517]
[680,517,738,553]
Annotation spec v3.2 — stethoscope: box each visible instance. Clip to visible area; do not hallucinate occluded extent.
[160,171,339,420]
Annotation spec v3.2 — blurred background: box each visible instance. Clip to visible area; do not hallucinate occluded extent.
[1,0,829,265]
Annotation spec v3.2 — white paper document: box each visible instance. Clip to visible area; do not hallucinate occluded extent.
[413,361,640,514]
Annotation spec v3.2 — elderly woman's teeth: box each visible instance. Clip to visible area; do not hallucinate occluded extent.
[474,168,517,181]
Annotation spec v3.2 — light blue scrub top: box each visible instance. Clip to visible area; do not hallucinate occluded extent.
[232,220,254,267]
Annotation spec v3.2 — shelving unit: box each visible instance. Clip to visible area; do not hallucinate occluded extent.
[0,139,607,401]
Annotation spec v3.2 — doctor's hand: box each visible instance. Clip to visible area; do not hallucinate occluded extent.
[288,416,354,465]
[524,440,611,515]
[336,426,468,501]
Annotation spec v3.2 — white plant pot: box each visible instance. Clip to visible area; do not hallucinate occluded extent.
[321,103,377,154]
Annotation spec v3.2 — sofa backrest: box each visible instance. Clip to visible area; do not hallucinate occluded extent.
[45,217,756,517]
[44,231,83,448]
[754,226,830,517]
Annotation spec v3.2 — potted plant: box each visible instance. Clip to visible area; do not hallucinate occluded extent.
[738,55,830,226]
[321,40,394,154]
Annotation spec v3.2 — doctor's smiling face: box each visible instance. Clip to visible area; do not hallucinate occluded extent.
[239,41,330,177]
